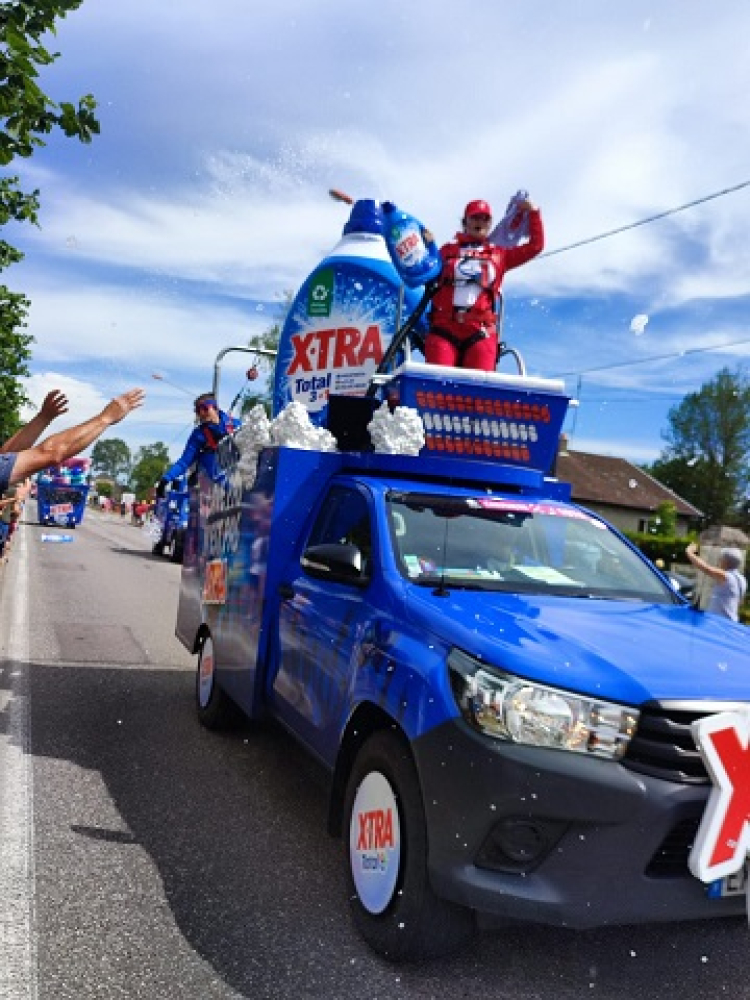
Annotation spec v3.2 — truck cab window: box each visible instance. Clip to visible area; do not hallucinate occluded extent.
[307,486,373,571]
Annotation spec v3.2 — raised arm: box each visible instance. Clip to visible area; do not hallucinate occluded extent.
[504,203,545,269]
[685,542,726,584]
[1,390,69,454]
[9,389,145,486]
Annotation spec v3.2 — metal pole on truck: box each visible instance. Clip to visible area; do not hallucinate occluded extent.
[212,346,278,405]
[365,281,439,397]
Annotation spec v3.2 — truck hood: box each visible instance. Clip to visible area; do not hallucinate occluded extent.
[402,588,750,706]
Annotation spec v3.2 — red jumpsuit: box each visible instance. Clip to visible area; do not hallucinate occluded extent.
[425,209,544,371]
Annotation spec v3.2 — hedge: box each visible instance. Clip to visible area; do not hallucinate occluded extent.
[622,531,697,566]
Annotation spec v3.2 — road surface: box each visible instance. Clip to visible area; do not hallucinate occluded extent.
[0,507,748,999]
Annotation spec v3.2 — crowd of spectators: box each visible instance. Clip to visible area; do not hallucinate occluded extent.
[0,387,144,562]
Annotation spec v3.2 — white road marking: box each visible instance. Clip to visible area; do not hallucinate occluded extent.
[0,527,37,999]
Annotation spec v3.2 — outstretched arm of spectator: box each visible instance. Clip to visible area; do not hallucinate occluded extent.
[10,389,145,486]
[1,390,70,454]
[685,542,726,583]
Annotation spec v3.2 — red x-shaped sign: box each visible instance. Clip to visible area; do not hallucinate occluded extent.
[689,711,750,883]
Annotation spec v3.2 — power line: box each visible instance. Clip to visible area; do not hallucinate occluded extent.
[540,179,750,259]
[579,394,689,403]
[556,336,750,379]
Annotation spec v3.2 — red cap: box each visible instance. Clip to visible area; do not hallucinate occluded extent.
[464,199,492,219]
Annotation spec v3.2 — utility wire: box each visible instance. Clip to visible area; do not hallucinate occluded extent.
[540,179,750,258]
[556,336,750,378]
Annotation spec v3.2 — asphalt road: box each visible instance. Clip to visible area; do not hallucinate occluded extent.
[1,507,749,999]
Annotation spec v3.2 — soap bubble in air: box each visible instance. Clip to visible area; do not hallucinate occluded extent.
[630,314,649,335]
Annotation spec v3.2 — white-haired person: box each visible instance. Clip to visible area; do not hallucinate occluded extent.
[686,542,747,622]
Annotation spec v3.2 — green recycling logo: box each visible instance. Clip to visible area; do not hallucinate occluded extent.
[307,268,334,317]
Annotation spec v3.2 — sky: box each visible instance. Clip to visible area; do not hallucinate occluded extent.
[7,0,750,464]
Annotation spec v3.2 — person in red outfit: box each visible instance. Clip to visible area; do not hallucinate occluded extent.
[424,196,544,371]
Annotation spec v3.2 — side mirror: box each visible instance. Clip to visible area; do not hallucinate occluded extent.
[301,543,368,585]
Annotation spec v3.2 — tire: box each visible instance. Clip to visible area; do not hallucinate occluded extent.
[152,536,165,556]
[343,730,474,961]
[195,634,239,730]
[171,529,185,563]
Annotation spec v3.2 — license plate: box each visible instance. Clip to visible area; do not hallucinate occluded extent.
[707,864,748,898]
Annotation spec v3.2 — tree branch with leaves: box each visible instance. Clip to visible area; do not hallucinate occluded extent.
[0,1,100,436]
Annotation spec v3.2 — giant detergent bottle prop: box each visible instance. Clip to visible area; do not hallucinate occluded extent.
[272,199,424,425]
[381,201,442,289]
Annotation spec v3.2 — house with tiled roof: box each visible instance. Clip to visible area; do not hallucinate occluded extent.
[553,437,703,536]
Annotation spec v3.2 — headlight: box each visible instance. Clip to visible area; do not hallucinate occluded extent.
[448,648,639,760]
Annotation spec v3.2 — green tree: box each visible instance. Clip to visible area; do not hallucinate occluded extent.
[647,501,677,537]
[0,1,99,430]
[648,366,750,526]
[0,2,99,166]
[91,438,131,481]
[0,284,33,440]
[130,442,170,498]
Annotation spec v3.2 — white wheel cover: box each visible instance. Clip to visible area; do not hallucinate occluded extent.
[198,636,215,709]
[349,770,401,914]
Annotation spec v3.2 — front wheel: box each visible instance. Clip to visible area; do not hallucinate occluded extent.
[195,634,239,730]
[343,730,474,961]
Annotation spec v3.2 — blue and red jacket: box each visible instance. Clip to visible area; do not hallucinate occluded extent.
[163,411,238,483]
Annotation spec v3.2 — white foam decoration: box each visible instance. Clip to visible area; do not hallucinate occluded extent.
[233,404,272,487]
[368,403,425,456]
[233,402,339,487]
[268,401,338,453]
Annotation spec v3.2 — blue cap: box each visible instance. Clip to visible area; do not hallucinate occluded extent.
[343,199,384,236]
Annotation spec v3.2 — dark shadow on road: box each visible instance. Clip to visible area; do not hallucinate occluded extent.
[107,545,171,561]
[24,660,750,1000]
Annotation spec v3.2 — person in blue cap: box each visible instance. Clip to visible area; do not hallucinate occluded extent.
[156,393,238,496]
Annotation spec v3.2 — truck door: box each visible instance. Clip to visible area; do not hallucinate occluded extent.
[275,484,374,761]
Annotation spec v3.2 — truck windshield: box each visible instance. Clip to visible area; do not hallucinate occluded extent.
[387,493,679,603]
[45,488,84,505]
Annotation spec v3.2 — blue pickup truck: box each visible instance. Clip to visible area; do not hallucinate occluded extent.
[175,363,750,961]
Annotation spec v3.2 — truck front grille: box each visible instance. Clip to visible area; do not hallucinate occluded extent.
[623,701,750,784]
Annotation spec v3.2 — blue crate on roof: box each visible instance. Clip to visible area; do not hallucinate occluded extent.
[379,362,570,474]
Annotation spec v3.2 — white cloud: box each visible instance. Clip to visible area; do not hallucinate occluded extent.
[6,0,749,464]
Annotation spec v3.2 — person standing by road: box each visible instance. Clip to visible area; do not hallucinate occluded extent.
[686,542,747,622]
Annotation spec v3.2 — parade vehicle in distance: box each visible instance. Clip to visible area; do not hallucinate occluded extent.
[174,358,750,962]
[36,458,91,528]
[152,478,189,563]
